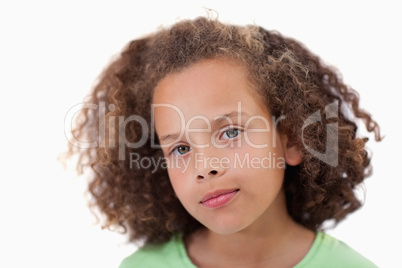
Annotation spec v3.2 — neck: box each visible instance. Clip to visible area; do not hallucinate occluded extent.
[185,189,315,267]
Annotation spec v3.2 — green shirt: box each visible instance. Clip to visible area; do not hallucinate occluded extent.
[119,231,377,267]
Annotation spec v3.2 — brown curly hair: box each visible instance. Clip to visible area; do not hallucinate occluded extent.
[65,17,381,245]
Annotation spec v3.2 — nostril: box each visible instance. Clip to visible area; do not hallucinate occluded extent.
[209,170,218,175]
[197,170,218,180]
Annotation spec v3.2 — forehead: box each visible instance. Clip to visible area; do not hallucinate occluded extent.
[152,59,266,120]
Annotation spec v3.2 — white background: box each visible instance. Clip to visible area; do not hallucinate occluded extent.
[1,1,400,267]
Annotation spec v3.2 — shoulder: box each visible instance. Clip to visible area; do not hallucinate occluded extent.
[296,231,377,268]
[118,234,196,268]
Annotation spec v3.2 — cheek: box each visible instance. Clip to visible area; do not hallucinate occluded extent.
[231,135,285,170]
[167,168,182,192]
[244,130,282,152]
[244,131,272,148]
[235,142,285,194]
[166,165,192,201]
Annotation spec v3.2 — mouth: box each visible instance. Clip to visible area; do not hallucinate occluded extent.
[200,189,240,208]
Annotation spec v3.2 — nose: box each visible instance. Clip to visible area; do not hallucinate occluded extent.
[196,163,226,180]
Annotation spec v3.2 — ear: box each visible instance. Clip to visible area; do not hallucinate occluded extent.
[280,134,303,166]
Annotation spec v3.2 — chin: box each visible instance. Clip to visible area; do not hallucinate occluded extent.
[203,219,250,235]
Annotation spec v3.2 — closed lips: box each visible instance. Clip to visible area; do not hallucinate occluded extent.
[200,189,240,203]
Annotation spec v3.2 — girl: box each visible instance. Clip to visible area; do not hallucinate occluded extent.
[67,17,381,267]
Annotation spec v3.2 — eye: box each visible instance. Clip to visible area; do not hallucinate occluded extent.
[171,145,191,156]
[221,128,241,140]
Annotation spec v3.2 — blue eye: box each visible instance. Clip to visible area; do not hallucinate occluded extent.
[171,145,191,156]
[221,128,240,139]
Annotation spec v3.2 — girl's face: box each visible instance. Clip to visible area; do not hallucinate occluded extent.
[153,59,301,235]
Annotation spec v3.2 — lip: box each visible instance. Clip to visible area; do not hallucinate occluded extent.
[200,189,239,209]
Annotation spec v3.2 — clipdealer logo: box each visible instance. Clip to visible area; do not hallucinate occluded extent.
[65,101,339,167]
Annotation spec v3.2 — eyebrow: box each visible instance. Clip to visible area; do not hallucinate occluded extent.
[213,111,250,124]
[159,133,181,144]
[158,111,250,143]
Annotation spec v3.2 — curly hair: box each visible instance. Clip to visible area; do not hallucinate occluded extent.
[65,17,381,244]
